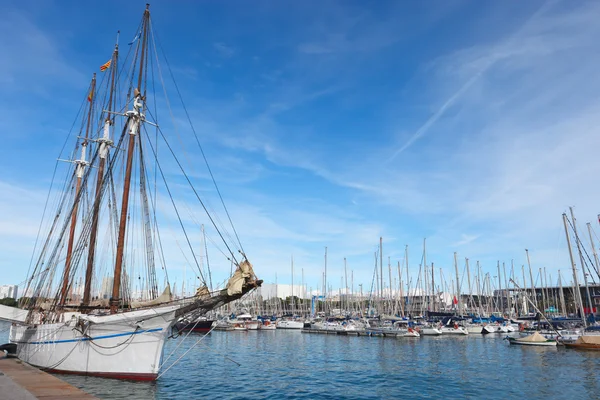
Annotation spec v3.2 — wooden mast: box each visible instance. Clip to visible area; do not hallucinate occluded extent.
[111,5,150,313]
[83,36,119,306]
[59,73,96,307]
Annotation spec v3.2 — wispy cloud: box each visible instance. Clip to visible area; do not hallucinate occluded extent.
[388,1,554,161]
[213,42,235,58]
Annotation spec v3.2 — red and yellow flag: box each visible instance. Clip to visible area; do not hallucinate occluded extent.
[100,59,112,72]
[87,90,93,102]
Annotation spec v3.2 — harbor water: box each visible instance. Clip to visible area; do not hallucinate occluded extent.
[2,321,600,399]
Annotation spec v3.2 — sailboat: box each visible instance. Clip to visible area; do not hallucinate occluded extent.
[0,5,261,380]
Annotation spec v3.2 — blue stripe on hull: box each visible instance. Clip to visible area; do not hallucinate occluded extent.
[25,328,163,345]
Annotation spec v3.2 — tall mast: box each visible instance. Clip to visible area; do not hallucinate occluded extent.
[465,258,472,315]
[301,268,304,315]
[351,269,354,314]
[521,265,527,315]
[59,74,96,307]
[387,257,392,314]
[586,222,600,279]
[540,267,547,313]
[422,238,426,310]
[496,261,502,313]
[525,249,537,312]
[504,262,511,317]
[405,245,410,316]
[397,261,404,317]
[111,5,150,313]
[563,213,586,326]
[454,252,461,316]
[324,246,327,315]
[344,257,348,314]
[431,262,435,312]
[380,237,383,303]
[291,255,294,315]
[569,207,593,314]
[558,271,567,315]
[476,261,483,316]
[83,36,119,306]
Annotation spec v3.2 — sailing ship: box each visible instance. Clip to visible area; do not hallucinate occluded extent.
[0,5,261,380]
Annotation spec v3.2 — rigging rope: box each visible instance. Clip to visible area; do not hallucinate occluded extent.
[150,18,246,257]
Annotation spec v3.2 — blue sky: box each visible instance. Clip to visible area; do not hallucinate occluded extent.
[1,0,600,296]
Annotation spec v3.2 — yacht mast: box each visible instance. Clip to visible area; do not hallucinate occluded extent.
[454,252,461,316]
[59,74,96,307]
[431,262,435,312]
[525,249,537,312]
[563,213,586,326]
[465,258,472,315]
[380,237,383,304]
[569,207,594,314]
[111,5,150,313]
[586,222,600,279]
[83,37,119,306]
[291,255,294,315]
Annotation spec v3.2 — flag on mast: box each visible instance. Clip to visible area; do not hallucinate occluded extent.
[128,29,142,45]
[99,59,112,72]
[87,90,93,102]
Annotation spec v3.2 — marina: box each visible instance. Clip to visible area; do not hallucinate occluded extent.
[2,1,600,399]
[3,322,600,399]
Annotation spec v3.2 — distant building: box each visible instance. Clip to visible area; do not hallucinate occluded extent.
[0,285,18,299]
[100,277,113,299]
[258,284,307,300]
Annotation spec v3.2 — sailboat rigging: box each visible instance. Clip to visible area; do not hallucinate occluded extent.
[2,4,261,380]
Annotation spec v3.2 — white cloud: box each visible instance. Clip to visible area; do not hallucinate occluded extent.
[213,42,235,58]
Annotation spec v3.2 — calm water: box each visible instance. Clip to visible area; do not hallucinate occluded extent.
[2,321,600,399]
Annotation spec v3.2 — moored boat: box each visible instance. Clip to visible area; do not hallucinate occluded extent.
[507,332,557,346]
[174,318,214,333]
[564,335,600,350]
[419,324,443,336]
[277,319,304,329]
[508,332,557,346]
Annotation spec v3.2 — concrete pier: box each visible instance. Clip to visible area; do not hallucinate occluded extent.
[0,357,97,399]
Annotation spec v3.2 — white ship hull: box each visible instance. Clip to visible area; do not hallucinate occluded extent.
[465,325,484,334]
[9,305,179,380]
[420,327,443,336]
[440,326,469,335]
[277,320,304,329]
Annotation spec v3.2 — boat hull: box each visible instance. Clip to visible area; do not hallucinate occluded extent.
[9,306,178,380]
[564,343,600,350]
[277,320,304,329]
[420,327,443,336]
[465,325,483,334]
[175,319,214,333]
[508,338,557,346]
[441,327,469,335]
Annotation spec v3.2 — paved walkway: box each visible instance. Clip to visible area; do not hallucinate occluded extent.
[0,357,97,399]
